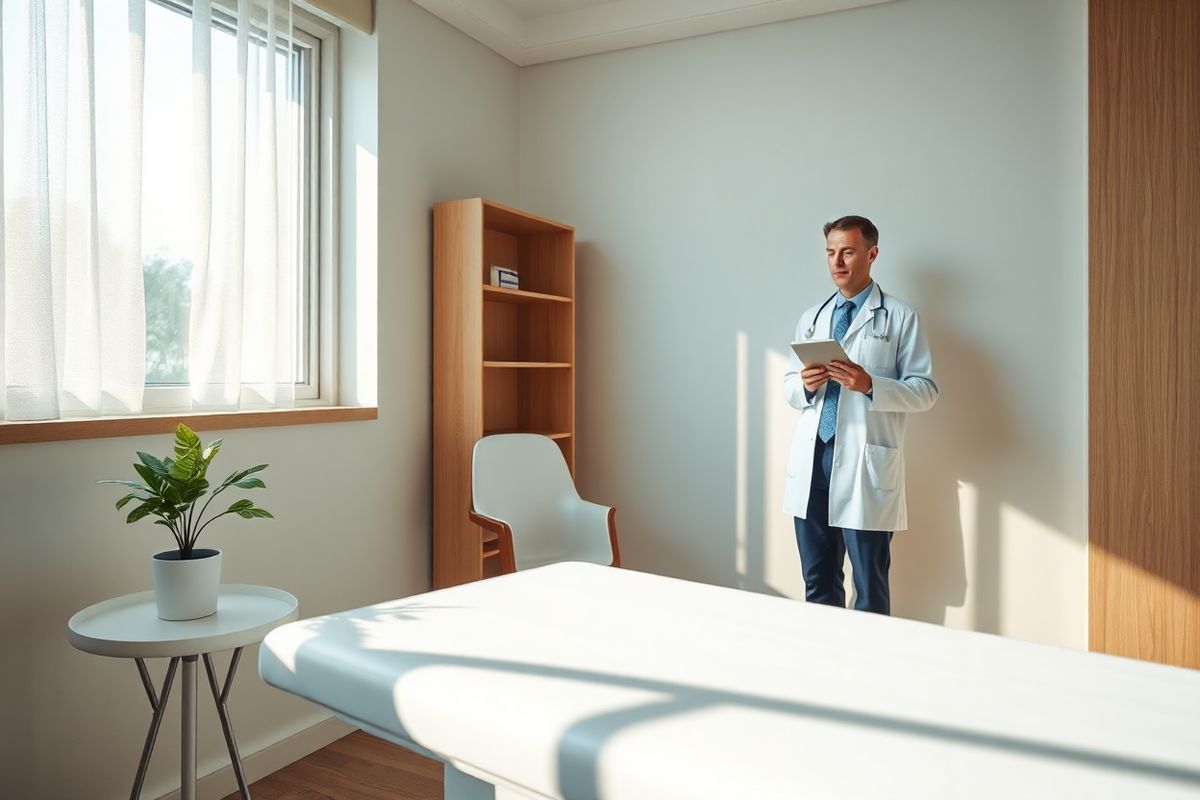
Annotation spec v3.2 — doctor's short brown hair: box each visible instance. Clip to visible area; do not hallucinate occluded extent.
[823,216,879,248]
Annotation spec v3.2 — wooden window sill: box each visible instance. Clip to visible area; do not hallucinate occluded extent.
[0,406,378,445]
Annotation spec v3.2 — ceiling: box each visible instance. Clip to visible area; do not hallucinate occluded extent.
[410,0,901,66]
[502,0,610,16]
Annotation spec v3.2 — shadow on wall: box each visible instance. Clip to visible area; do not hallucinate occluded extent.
[573,241,728,582]
[890,266,1014,633]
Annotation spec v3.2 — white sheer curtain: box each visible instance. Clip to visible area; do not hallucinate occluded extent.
[188,0,299,410]
[0,0,147,420]
[0,0,300,421]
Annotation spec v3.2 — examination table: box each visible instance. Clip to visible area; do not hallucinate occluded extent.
[259,562,1200,799]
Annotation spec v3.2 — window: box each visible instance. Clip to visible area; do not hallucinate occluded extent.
[138,0,336,411]
[0,0,344,430]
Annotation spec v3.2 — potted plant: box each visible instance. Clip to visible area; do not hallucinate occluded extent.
[99,423,273,620]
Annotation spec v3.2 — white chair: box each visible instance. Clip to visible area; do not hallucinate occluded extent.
[470,434,621,573]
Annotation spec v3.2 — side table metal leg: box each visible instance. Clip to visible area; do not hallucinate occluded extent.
[204,648,251,799]
[181,656,198,800]
[130,657,179,800]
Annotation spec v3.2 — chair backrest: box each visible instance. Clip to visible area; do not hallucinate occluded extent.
[472,434,582,568]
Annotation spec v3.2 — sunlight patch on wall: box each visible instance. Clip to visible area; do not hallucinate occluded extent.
[763,345,804,598]
[1000,502,1086,649]
[354,143,379,406]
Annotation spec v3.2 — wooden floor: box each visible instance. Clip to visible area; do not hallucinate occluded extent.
[221,731,443,800]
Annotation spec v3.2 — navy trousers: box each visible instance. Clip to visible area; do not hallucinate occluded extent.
[794,435,893,615]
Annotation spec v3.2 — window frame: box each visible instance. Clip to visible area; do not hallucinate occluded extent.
[308,7,340,410]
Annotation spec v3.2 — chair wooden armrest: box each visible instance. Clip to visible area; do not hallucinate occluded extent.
[606,507,622,568]
[470,507,622,572]
[469,511,516,574]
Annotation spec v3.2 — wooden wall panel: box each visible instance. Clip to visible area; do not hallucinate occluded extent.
[1089,0,1200,668]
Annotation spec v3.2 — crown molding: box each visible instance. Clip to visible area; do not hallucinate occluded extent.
[410,0,900,66]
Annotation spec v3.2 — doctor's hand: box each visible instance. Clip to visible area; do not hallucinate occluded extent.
[801,365,830,392]
[828,360,873,394]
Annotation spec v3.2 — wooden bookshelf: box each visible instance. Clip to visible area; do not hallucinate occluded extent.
[433,198,576,588]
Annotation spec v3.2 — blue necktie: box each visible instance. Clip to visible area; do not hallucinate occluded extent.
[817,301,855,443]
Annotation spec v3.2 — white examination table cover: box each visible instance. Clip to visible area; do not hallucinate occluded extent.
[259,562,1200,799]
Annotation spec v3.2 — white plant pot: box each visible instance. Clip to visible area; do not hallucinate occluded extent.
[151,548,222,620]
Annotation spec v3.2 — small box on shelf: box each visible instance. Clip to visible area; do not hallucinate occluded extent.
[490,265,519,289]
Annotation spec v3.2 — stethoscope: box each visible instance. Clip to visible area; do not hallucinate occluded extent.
[804,288,890,342]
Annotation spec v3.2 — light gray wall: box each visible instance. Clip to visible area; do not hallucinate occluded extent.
[518,0,1087,646]
[0,1,519,797]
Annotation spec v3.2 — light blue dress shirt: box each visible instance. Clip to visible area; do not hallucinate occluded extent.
[804,281,875,402]
[830,281,875,337]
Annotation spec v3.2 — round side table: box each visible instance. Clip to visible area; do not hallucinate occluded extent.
[68,585,299,800]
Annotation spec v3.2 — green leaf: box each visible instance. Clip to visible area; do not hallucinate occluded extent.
[237,507,274,519]
[136,451,170,475]
[172,448,200,480]
[233,477,265,490]
[172,424,203,480]
[126,504,154,524]
[97,479,150,491]
[220,464,269,488]
[133,463,163,489]
[181,478,210,502]
[115,492,152,510]
[175,423,201,451]
[202,438,224,467]
[227,498,254,513]
[159,479,183,506]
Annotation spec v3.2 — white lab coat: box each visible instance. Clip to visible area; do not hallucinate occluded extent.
[783,284,938,532]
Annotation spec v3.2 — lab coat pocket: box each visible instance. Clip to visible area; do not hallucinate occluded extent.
[861,339,895,371]
[865,444,900,491]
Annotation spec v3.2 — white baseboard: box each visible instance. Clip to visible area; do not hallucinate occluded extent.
[153,715,356,800]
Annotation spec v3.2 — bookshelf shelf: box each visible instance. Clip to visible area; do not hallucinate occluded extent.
[483,286,572,305]
[483,429,571,441]
[483,361,571,369]
[434,198,576,589]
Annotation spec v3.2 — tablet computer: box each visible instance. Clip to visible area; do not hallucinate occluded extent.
[790,338,850,368]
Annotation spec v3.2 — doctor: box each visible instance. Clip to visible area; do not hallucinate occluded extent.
[783,216,937,615]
